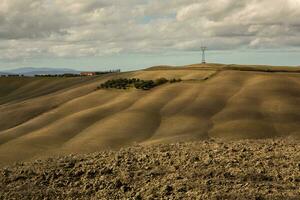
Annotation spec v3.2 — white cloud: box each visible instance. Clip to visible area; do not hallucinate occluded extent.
[0,0,300,62]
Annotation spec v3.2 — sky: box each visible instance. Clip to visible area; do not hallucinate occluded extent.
[1,0,300,71]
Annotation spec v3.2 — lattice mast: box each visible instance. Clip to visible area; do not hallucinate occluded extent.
[201,46,207,64]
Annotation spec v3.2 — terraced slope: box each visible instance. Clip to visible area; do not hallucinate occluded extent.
[0,64,300,165]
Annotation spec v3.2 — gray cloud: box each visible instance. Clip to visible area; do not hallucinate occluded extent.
[0,0,300,61]
[0,0,71,39]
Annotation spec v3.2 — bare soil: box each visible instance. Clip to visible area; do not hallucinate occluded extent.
[1,139,299,200]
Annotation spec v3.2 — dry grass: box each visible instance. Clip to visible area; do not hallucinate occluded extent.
[0,64,300,165]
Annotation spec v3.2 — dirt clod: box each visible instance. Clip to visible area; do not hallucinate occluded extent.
[0,139,299,199]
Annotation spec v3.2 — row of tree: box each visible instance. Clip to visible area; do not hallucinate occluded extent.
[35,70,121,77]
[1,74,25,77]
[97,77,181,90]
[35,74,81,77]
[95,69,121,75]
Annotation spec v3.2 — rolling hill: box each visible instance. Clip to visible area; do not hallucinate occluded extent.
[0,63,300,165]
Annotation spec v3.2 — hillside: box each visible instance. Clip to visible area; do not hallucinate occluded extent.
[0,63,300,165]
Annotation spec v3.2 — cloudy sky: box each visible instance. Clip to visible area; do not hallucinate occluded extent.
[0,0,300,71]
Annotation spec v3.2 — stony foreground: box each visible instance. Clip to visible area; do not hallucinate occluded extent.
[1,139,300,200]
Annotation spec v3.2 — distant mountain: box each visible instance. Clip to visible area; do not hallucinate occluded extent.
[0,72,13,76]
[2,67,80,76]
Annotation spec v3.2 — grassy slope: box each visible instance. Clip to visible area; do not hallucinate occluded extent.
[0,64,300,164]
[0,77,98,105]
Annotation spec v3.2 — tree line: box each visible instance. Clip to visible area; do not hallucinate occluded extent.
[97,78,182,91]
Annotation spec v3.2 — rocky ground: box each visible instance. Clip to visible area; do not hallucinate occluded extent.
[1,139,300,200]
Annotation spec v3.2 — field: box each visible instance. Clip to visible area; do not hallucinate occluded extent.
[1,63,300,199]
[0,63,300,165]
[1,139,299,199]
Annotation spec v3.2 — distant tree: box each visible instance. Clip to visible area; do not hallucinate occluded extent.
[170,78,182,83]
[98,77,173,91]
[155,78,168,85]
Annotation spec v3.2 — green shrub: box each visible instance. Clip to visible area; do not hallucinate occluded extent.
[155,78,169,85]
[98,77,178,91]
[170,78,182,83]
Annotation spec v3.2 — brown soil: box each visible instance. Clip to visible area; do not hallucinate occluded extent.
[1,139,299,200]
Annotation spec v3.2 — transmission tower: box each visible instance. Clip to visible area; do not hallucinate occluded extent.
[201,46,207,64]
